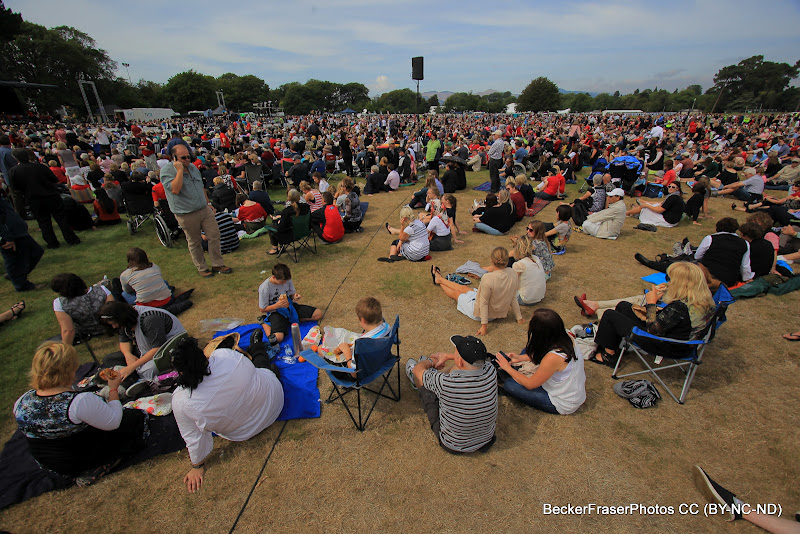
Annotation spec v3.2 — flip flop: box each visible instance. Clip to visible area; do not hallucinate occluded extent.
[574,295,595,317]
[782,333,800,342]
[378,257,395,263]
[385,222,391,234]
[430,265,436,285]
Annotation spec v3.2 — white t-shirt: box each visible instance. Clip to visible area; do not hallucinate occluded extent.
[427,215,451,237]
[172,349,284,464]
[399,219,430,261]
[513,256,547,305]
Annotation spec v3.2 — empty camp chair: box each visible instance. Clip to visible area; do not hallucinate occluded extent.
[299,316,401,431]
[611,287,734,404]
[243,163,264,190]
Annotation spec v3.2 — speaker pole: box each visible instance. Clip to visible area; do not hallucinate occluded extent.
[416,80,420,116]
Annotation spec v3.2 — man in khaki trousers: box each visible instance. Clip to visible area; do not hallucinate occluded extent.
[160,145,232,278]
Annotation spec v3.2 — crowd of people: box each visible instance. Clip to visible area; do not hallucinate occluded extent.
[2,109,800,529]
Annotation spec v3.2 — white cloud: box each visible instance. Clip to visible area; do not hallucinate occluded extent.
[370,75,395,95]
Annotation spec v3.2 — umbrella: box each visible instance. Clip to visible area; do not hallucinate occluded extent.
[440,155,467,165]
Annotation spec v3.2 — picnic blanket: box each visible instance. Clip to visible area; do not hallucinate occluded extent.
[0,362,185,510]
[214,322,321,421]
[525,198,550,218]
[473,181,493,192]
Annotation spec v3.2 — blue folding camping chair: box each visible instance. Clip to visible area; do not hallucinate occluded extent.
[299,316,400,431]
[611,286,734,404]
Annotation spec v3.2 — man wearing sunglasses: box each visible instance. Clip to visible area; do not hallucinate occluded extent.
[160,145,232,278]
[625,183,685,228]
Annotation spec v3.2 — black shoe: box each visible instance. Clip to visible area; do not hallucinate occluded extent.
[46,243,60,249]
[634,253,650,266]
[250,328,263,346]
[692,465,741,521]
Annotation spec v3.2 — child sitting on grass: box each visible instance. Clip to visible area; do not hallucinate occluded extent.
[332,297,391,377]
[543,204,573,252]
[442,193,465,244]
[257,263,323,344]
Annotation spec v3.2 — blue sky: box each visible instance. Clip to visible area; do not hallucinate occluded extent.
[8,0,800,96]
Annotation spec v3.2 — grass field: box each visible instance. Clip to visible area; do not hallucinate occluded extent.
[0,168,798,533]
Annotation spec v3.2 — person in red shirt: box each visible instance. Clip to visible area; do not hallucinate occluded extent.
[234,193,268,233]
[535,165,566,201]
[505,180,526,221]
[48,160,68,184]
[654,159,677,186]
[311,191,344,243]
[131,124,142,138]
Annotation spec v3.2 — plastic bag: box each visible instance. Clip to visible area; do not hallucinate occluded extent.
[319,326,359,362]
[302,325,323,350]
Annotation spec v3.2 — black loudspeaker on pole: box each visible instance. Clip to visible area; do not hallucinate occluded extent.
[412,57,423,115]
[411,57,424,81]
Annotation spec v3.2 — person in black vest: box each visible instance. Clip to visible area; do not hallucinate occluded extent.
[635,217,753,288]
[693,217,753,287]
[441,161,459,194]
[397,147,412,183]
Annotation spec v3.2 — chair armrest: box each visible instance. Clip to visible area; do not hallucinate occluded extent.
[299,350,350,372]
[629,327,705,345]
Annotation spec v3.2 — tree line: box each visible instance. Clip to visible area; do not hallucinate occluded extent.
[1,2,797,118]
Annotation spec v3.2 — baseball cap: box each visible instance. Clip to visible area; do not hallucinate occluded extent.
[450,335,488,364]
[608,188,625,197]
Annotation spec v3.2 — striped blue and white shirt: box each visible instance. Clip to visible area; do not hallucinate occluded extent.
[423,361,497,452]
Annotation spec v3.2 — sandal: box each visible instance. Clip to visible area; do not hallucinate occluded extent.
[430,265,437,285]
[9,301,25,320]
[266,249,279,255]
[782,333,800,342]
[385,222,391,234]
[588,350,615,367]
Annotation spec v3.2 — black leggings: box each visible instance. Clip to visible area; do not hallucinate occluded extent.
[594,301,642,352]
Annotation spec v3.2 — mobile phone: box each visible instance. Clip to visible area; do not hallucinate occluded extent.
[497,351,508,360]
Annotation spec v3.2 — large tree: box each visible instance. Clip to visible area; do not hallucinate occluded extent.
[709,55,800,111]
[373,88,417,114]
[216,73,269,112]
[0,20,116,114]
[162,70,216,113]
[516,77,560,112]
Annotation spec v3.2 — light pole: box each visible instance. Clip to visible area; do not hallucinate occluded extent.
[121,62,132,85]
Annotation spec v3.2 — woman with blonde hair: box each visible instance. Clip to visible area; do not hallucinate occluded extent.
[431,246,524,336]
[380,205,429,262]
[13,342,147,484]
[590,262,715,366]
[511,235,546,305]
[299,180,323,211]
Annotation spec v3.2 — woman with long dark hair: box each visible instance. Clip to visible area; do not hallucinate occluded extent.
[494,309,586,414]
[92,187,120,226]
[170,335,283,492]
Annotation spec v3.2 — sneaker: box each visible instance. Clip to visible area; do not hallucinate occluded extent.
[692,465,741,521]
[671,242,684,257]
[405,358,418,390]
[683,243,694,256]
[125,379,149,399]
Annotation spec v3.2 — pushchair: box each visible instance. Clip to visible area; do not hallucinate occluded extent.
[580,157,608,193]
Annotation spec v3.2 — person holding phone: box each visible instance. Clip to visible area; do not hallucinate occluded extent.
[494,309,586,415]
[160,145,232,278]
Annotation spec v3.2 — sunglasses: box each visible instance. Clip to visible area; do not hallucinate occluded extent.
[179,155,192,160]
[526,227,535,232]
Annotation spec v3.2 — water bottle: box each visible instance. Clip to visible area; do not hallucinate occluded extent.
[291,323,302,358]
[585,324,595,338]
[282,345,296,364]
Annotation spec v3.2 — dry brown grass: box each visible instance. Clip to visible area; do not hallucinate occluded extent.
[1,169,798,533]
